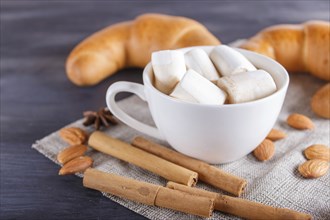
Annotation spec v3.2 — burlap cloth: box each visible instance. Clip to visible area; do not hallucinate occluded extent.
[32,73,329,219]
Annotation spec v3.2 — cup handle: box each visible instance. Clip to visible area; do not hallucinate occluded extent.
[106,81,165,141]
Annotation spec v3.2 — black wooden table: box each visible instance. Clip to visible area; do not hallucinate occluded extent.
[1,1,329,219]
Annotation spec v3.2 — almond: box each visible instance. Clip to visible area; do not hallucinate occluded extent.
[57,144,88,164]
[59,156,93,175]
[298,159,329,178]
[253,139,275,161]
[59,127,88,145]
[286,113,314,130]
[304,144,330,162]
[266,129,287,141]
[311,83,330,119]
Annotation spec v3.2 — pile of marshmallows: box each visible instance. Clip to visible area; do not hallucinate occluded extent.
[151,45,277,105]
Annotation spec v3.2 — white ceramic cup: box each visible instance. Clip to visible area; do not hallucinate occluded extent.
[106,46,289,164]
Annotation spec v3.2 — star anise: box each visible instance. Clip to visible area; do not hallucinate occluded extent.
[83,107,117,130]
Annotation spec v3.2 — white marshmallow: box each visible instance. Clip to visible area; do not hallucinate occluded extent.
[179,69,227,105]
[152,50,186,94]
[210,45,256,76]
[170,82,198,103]
[184,48,220,81]
[217,70,277,104]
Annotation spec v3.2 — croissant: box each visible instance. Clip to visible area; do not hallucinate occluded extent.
[240,20,330,81]
[66,13,220,86]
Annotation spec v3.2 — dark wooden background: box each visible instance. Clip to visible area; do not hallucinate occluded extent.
[1,1,329,219]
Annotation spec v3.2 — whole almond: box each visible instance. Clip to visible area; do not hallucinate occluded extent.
[59,127,88,145]
[253,139,275,161]
[287,113,314,130]
[304,144,330,162]
[266,129,287,141]
[311,83,330,119]
[59,156,93,175]
[298,159,329,178]
[57,144,88,164]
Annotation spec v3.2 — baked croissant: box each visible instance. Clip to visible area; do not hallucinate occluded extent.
[240,20,330,81]
[66,13,220,86]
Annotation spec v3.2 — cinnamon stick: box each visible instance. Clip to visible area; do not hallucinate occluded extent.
[167,182,312,220]
[88,131,197,186]
[132,136,246,196]
[83,168,214,217]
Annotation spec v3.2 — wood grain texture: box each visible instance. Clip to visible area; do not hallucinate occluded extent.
[1,1,329,219]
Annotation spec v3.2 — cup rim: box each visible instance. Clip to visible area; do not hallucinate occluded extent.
[143,46,289,108]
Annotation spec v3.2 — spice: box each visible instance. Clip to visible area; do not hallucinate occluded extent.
[167,182,312,220]
[88,131,198,186]
[83,108,117,130]
[83,168,214,217]
[132,136,247,196]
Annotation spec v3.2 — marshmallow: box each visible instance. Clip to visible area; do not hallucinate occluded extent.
[152,50,186,94]
[210,45,256,76]
[179,69,227,105]
[217,70,277,103]
[184,48,219,81]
